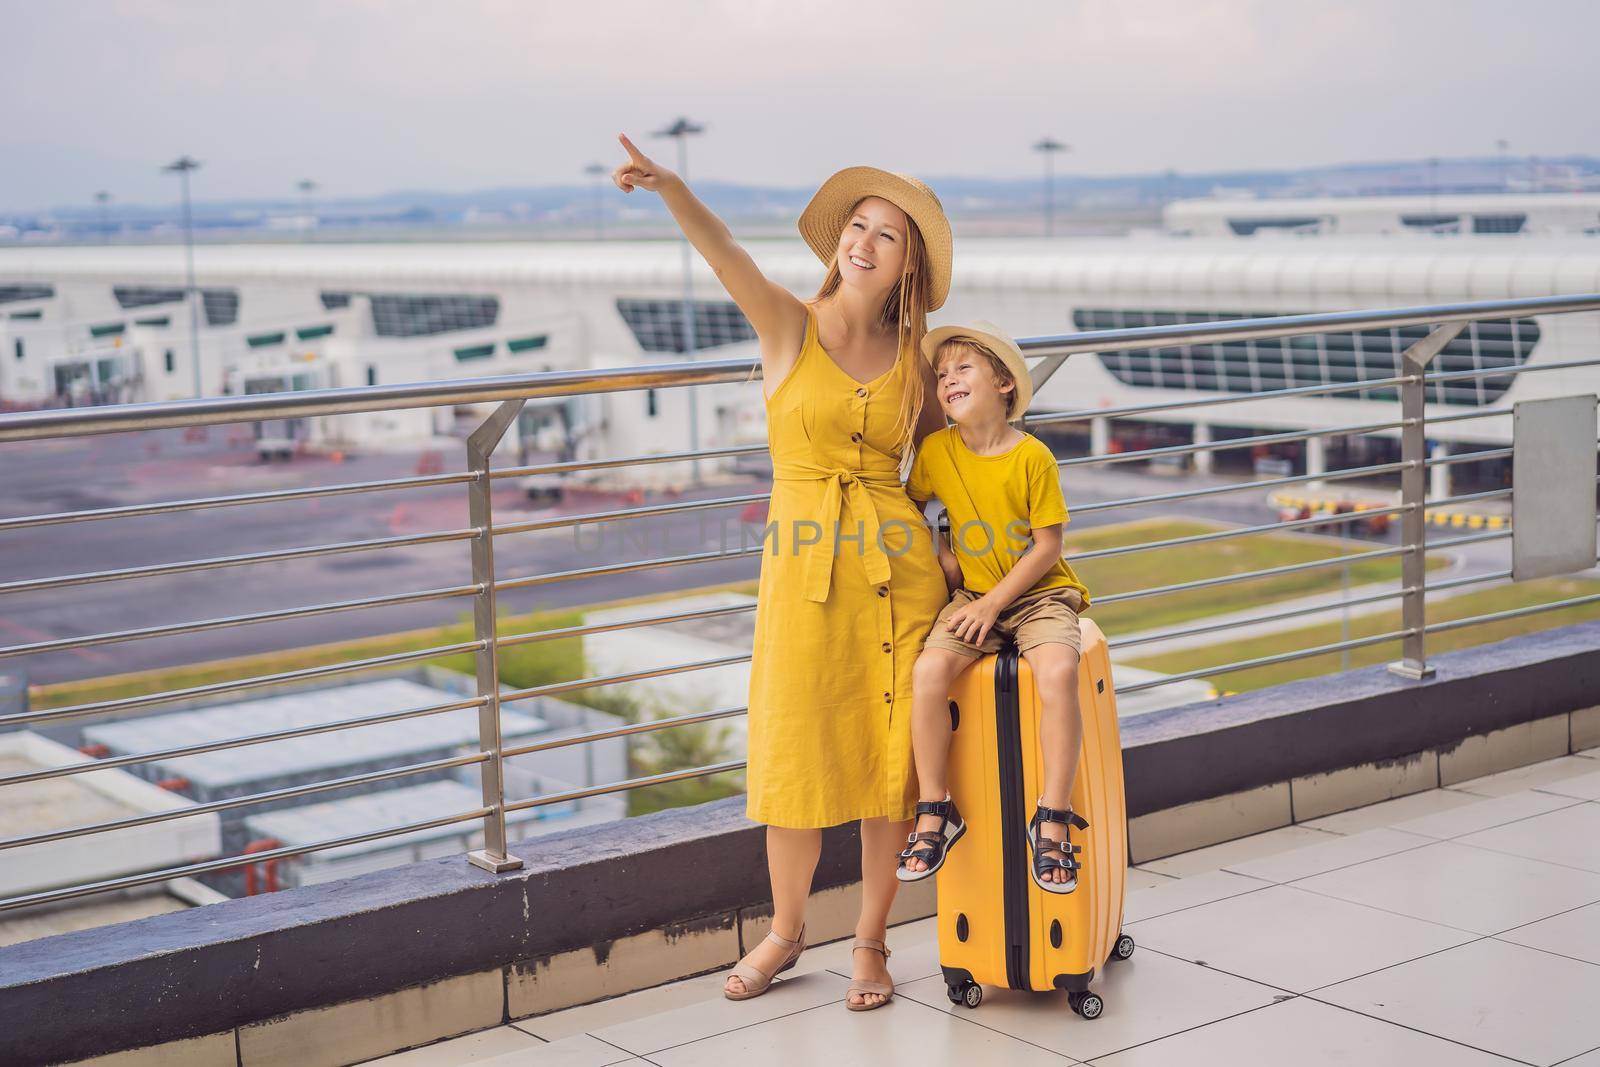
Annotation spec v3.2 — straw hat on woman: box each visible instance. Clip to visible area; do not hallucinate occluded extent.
[612,135,953,1011]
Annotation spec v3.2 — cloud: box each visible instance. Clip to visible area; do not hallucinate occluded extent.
[2,0,1595,210]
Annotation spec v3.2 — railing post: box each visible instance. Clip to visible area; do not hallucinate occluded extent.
[466,399,527,874]
[1388,322,1464,681]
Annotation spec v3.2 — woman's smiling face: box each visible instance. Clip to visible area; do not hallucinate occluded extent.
[834,195,910,299]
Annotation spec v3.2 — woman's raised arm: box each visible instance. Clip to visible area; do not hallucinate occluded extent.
[613,134,804,378]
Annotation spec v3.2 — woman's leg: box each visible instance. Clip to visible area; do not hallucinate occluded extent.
[850,815,910,1008]
[725,826,821,996]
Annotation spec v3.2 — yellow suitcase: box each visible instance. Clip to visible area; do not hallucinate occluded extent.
[936,617,1132,1018]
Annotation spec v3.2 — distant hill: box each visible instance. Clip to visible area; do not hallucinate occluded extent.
[6,155,1598,244]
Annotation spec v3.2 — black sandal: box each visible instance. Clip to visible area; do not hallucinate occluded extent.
[1028,800,1088,895]
[895,797,966,882]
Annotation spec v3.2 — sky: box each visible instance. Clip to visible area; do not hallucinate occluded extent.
[3,0,1597,212]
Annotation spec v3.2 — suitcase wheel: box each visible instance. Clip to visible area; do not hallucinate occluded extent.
[1068,991,1104,1019]
[946,980,982,1009]
[1112,933,1136,961]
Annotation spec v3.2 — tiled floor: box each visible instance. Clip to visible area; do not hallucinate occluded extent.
[370,749,1600,1066]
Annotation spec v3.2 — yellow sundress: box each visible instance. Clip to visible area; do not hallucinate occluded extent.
[745,308,949,828]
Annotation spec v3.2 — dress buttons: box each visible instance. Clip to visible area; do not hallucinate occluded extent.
[850,432,862,443]
[882,642,892,653]
[856,387,868,397]
[883,692,892,703]
[877,586,888,597]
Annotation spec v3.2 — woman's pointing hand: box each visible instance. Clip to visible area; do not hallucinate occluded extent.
[613,133,677,194]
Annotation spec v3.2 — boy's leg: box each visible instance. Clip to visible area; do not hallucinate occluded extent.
[903,646,979,873]
[1020,641,1082,885]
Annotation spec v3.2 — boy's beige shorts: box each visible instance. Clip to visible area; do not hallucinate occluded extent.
[922,585,1085,658]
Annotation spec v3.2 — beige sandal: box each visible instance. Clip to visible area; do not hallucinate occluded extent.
[845,938,894,1011]
[724,924,806,1001]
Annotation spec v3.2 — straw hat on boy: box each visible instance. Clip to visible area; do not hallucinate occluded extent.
[920,320,1034,417]
[797,167,953,311]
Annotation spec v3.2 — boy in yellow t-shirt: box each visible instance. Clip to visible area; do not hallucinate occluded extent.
[896,320,1093,895]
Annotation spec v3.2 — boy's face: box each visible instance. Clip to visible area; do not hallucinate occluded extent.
[935,344,1014,423]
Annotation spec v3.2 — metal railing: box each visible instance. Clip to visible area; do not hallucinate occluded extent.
[2,293,1598,914]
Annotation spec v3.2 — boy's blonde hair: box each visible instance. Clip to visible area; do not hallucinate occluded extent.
[933,336,1018,416]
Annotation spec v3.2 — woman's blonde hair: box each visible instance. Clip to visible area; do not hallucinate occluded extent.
[808,208,932,460]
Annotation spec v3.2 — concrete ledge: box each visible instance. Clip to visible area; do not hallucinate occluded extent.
[1122,618,1600,817]
[10,618,1600,1065]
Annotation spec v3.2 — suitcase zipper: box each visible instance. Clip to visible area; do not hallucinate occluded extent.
[994,645,1030,991]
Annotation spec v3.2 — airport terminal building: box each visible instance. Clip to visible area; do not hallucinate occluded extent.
[3,209,1598,493]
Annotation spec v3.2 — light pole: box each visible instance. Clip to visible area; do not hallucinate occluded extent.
[584,162,606,240]
[94,191,112,243]
[1426,156,1440,216]
[654,117,705,482]
[297,179,318,241]
[1495,139,1510,192]
[1033,137,1069,237]
[163,156,203,398]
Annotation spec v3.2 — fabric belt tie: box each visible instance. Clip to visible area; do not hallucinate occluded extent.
[774,464,898,603]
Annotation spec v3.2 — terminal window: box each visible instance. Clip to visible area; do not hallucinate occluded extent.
[369,294,499,337]
[1225,217,1325,236]
[111,285,241,326]
[1472,214,1527,234]
[1076,308,1538,407]
[0,284,54,304]
[616,298,757,353]
[113,286,185,308]
[202,289,240,327]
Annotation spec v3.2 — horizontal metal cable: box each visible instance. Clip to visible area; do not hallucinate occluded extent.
[1425,592,1600,635]
[1423,488,1512,508]
[496,600,756,651]
[500,653,753,705]
[1107,586,1413,651]
[494,442,769,480]
[1057,418,1409,470]
[505,759,746,813]
[1426,407,1513,426]
[1423,357,1600,384]
[0,470,477,533]
[0,355,761,443]
[0,697,487,782]
[1026,376,1412,431]
[493,491,769,537]
[1424,448,1512,467]
[1093,543,1409,606]
[1071,507,1411,564]
[0,807,493,913]
[0,526,477,597]
[1070,460,1411,516]
[1427,529,1512,550]
[1016,295,1600,358]
[1428,569,1513,592]
[1117,628,1414,693]
[0,647,486,729]
[495,544,764,592]
[9,296,1594,443]
[1109,566,1521,655]
[0,584,480,660]
[0,751,488,851]
[502,705,749,759]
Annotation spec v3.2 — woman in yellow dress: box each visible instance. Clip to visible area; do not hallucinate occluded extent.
[612,137,952,1011]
